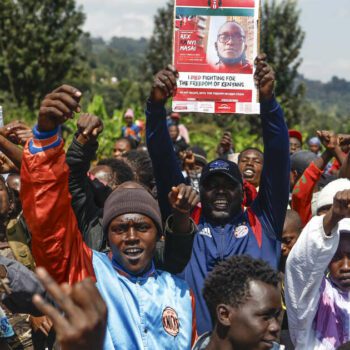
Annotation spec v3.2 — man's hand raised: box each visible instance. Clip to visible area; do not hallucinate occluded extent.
[169,184,199,214]
[38,85,82,132]
[76,114,104,145]
[254,54,275,102]
[150,65,179,104]
[317,130,337,151]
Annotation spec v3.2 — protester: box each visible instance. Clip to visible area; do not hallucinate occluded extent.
[168,112,190,144]
[285,187,350,349]
[146,54,290,334]
[288,129,302,155]
[238,148,264,188]
[20,85,197,349]
[308,136,322,155]
[193,255,281,350]
[121,108,141,144]
[113,137,134,159]
[214,21,252,73]
[168,122,189,158]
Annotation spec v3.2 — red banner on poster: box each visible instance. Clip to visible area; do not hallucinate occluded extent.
[172,0,260,114]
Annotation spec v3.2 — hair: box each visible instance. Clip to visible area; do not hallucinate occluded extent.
[238,147,263,163]
[284,209,303,233]
[122,150,155,190]
[203,255,280,323]
[115,137,137,150]
[97,158,134,185]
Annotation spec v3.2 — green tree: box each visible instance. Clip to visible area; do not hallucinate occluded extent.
[0,0,86,110]
[144,1,174,78]
[261,0,305,124]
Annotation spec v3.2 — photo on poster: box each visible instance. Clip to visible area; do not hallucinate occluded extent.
[173,0,260,114]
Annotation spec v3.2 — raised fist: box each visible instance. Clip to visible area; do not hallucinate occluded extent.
[168,184,199,214]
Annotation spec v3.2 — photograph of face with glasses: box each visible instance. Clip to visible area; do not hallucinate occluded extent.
[212,19,253,74]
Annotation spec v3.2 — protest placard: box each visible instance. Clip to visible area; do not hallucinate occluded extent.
[172,0,260,114]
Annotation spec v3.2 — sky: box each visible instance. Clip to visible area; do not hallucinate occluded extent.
[75,0,350,82]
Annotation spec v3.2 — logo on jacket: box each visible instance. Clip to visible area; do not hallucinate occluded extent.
[199,227,212,238]
[162,307,180,337]
[234,225,249,239]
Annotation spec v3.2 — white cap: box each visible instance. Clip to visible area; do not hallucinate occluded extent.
[317,178,350,212]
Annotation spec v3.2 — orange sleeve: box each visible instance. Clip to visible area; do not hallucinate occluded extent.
[20,132,95,284]
[190,289,198,347]
[291,162,323,226]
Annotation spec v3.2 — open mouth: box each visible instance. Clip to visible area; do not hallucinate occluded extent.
[213,198,228,210]
[123,248,144,260]
[243,168,255,178]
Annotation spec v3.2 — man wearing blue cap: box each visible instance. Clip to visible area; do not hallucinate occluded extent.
[308,136,322,155]
[146,54,290,335]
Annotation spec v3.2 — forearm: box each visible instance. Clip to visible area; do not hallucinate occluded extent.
[333,146,345,165]
[338,152,350,179]
[146,100,185,219]
[21,128,94,284]
[285,215,339,330]
[313,149,332,170]
[255,97,290,236]
[0,135,22,169]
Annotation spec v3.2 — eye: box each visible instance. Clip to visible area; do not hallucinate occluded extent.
[110,224,126,234]
[137,223,151,232]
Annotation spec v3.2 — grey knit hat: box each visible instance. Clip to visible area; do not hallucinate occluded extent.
[102,187,163,235]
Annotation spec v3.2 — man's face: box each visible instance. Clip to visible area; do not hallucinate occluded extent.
[329,234,350,292]
[281,220,300,259]
[168,125,179,142]
[108,213,158,275]
[200,173,243,224]
[227,280,281,350]
[309,144,320,154]
[125,116,133,126]
[6,175,20,193]
[216,22,246,63]
[90,165,116,189]
[289,137,301,155]
[238,150,263,188]
[114,140,131,158]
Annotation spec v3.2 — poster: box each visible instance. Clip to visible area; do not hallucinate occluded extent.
[172,0,260,114]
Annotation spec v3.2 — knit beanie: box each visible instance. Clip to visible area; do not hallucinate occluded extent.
[102,187,163,235]
[316,178,350,212]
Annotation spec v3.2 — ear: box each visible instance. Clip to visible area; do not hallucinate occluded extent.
[216,304,233,327]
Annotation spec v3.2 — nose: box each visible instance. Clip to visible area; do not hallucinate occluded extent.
[124,226,139,244]
[268,317,280,336]
[340,256,350,272]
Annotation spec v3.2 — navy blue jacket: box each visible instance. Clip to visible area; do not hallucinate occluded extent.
[146,98,290,334]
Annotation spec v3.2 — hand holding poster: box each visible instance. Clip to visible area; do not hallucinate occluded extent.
[173,0,260,114]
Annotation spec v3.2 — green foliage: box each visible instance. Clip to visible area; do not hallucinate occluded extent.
[0,0,86,110]
[261,0,305,125]
[144,1,174,78]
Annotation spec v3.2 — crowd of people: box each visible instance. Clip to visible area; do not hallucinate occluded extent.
[0,53,349,350]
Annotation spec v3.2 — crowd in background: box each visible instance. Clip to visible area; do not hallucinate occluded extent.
[0,55,349,350]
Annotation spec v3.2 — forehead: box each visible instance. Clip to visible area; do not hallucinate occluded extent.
[289,137,301,145]
[242,280,281,310]
[218,22,244,35]
[336,233,350,254]
[115,140,129,148]
[240,149,263,159]
[111,213,154,224]
[91,165,112,175]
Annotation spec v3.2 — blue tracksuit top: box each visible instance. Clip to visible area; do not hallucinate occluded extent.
[92,251,195,349]
[146,98,290,334]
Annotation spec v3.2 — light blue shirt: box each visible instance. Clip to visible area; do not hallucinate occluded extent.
[92,251,194,349]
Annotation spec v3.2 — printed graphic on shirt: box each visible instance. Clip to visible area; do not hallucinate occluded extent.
[234,225,249,239]
[199,227,212,238]
[162,307,180,337]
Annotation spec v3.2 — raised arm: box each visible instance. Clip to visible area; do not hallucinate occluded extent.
[285,190,350,346]
[20,85,94,284]
[146,65,186,220]
[66,114,105,251]
[251,54,290,239]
